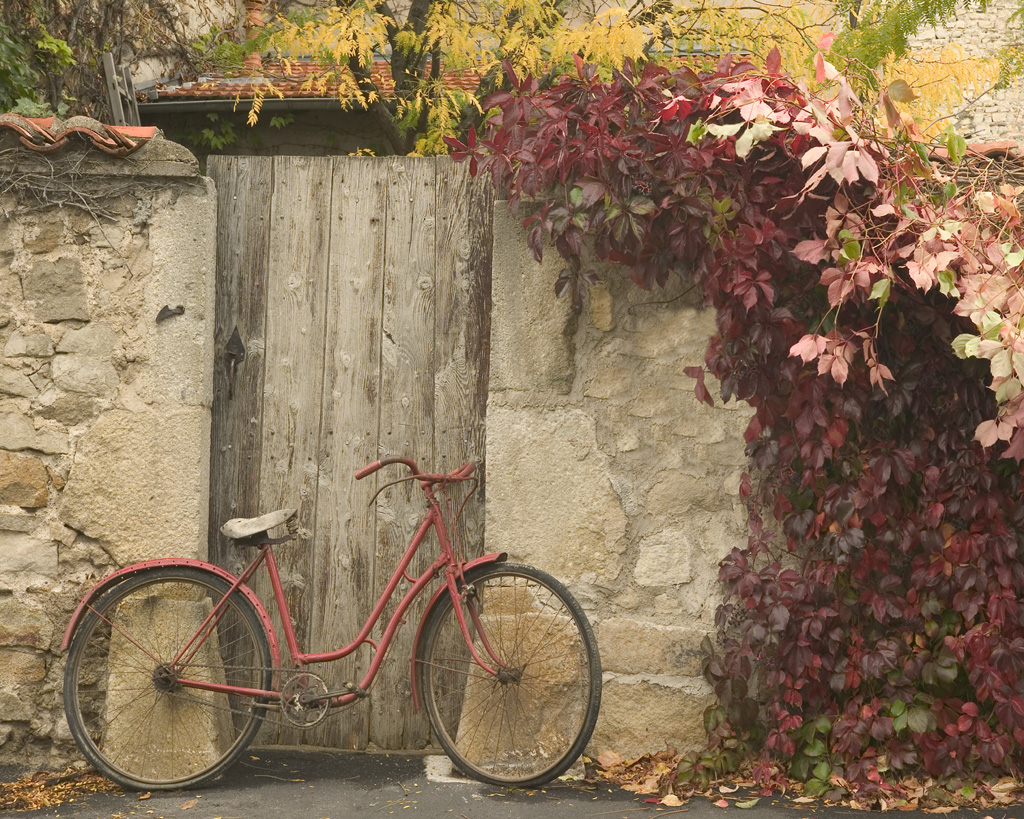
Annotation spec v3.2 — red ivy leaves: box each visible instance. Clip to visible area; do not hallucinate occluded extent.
[455,55,1024,797]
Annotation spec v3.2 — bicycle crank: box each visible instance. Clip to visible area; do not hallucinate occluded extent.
[281,671,331,727]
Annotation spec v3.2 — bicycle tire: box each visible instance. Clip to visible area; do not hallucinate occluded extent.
[63,566,272,790]
[416,562,601,786]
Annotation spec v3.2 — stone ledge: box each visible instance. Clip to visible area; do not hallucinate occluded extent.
[591,674,714,758]
[2,133,200,179]
[598,618,709,676]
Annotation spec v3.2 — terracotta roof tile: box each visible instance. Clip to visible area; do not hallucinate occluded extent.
[931,140,1021,162]
[148,59,481,102]
[0,114,156,156]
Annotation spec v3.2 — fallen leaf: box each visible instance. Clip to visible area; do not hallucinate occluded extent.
[181,797,198,810]
[719,784,740,794]
[736,798,760,809]
[923,808,956,814]
[791,796,816,804]
[662,794,684,806]
[597,751,625,769]
[715,798,730,808]
[139,792,151,800]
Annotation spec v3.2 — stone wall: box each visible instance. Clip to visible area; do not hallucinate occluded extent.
[0,133,216,770]
[909,0,1024,143]
[486,207,753,758]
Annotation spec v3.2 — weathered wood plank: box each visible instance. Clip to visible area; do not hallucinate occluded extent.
[432,161,490,562]
[207,156,272,575]
[369,157,438,749]
[305,158,386,749]
[211,155,491,751]
[256,156,333,746]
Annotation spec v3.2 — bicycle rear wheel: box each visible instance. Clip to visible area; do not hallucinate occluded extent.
[63,566,272,790]
[416,563,601,786]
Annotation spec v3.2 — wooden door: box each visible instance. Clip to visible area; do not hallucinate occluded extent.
[207,155,492,750]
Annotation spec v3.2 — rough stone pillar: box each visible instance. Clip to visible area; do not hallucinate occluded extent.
[486,205,754,758]
[0,124,217,770]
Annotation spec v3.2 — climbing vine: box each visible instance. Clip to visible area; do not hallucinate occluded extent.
[448,47,1024,801]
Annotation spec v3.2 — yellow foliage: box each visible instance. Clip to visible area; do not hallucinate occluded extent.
[243,0,1003,153]
[879,47,1002,137]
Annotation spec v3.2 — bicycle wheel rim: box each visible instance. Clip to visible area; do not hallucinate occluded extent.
[419,564,601,786]
[64,569,271,790]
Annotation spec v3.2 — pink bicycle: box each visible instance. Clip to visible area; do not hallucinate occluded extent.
[61,458,601,791]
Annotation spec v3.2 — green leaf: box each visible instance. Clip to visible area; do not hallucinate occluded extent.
[736,798,760,809]
[942,125,967,164]
[839,240,861,263]
[996,377,1023,403]
[937,269,959,297]
[952,333,976,358]
[889,699,906,717]
[869,278,890,307]
[804,778,828,797]
[804,738,826,758]
[907,706,933,733]
[687,120,708,144]
[628,195,657,216]
[982,309,1005,339]
[812,761,831,781]
[893,711,908,732]
[569,186,583,207]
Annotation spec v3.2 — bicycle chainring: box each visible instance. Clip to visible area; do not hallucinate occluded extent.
[281,671,330,727]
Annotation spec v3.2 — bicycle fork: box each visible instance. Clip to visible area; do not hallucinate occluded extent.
[447,575,518,682]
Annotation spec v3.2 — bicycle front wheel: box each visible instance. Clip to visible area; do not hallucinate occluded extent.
[63,567,272,790]
[416,563,601,786]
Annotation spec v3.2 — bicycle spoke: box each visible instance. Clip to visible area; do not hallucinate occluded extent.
[65,568,272,790]
[419,565,600,786]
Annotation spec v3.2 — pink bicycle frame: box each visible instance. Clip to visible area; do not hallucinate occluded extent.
[172,465,507,709]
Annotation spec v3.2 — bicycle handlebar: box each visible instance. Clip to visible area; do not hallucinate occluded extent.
[354,458,475,484]
[354,457,418,480]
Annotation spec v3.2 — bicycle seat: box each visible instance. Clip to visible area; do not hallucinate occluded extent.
[220,508,296,540]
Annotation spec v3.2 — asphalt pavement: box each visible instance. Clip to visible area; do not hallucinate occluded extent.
[0,748,1002,819]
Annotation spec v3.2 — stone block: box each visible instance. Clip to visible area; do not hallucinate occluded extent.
[627,387,673,419]
[635,533,694,586]
[489,207,574,395]
[0,531,56,577]
[598,618,709,676]
[590,675,713,758]
[51,354,117,397]
[0,408,69,454]
[0,366,37,398]
[0,601,55,649]
[0,691,34,722]
[23,258,90,322]
[4,330,54,358]
[0,649,46,685]
[0,451,48,507]
[33,388,102,426]
[24,214,64,253]
[56,324,118,357]
[60,408,210,563]
[0,511,40,532]
[584,367,633,400]
[646,470,719,520]
[588,284,614,331]
[485,406,627,585]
